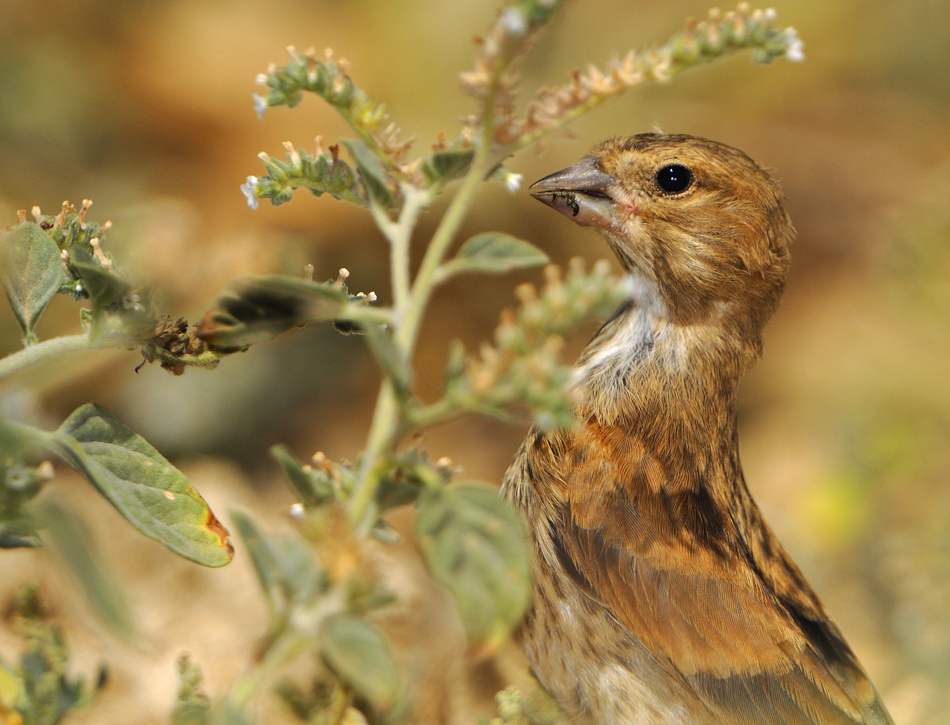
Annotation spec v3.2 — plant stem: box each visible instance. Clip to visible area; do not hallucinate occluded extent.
[347,380,401,530]
[230,628,309,707]
[0,333,92,381]
[372,184,432,326]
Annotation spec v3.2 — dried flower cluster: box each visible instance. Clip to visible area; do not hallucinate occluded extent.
[461,3,804,151]
[444,259,626,427]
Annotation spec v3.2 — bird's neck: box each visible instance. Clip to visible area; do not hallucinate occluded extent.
[569,273,766,542]
[571,273,757,432]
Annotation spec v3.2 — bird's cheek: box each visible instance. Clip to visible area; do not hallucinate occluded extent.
[575,196,637,235]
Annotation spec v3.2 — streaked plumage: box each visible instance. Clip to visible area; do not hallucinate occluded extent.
[503,134,892,724]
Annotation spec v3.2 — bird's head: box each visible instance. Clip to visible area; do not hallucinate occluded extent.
[531,133,794,342]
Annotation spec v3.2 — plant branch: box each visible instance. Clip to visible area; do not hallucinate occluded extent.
[0,333,93,382]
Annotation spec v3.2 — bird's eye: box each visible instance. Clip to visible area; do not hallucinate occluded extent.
[655,164,693,194]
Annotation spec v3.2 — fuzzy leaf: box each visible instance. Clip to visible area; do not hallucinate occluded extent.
[422,147,475,185]
[231,510,325,610]
[270,445,336,507]
[362,322,412,399]
[320,614,400,711]
[44,404,233,567]
[342,138,395,208]
[67,246,130,310]
[1,223,65,339]
[438,233,549,281]
[416,483,531,649]
[196,275,349,350]
[39,501,133,635]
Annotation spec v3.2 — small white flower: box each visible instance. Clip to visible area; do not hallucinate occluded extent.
[252,92,269,119]
[289,502,305,520]
[255,73,269,86]
[504,171,523,194]
[241,176,260,210]
[499,7,527,35]
[784,27,805,62]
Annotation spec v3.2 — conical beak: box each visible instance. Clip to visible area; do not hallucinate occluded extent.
[529,156,618,228]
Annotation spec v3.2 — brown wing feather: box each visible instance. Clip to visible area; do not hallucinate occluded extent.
[546,424,892,724]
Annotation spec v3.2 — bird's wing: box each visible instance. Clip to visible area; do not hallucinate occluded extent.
[544,429,893,725]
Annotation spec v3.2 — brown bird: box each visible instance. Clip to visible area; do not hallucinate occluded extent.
[502,134,893,724]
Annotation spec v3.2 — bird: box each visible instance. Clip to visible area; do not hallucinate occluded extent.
[501,133,894,724]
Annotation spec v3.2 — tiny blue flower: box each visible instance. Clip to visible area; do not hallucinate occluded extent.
[252,92,269,119]
[241,176,260,210]
[500,7,527,35]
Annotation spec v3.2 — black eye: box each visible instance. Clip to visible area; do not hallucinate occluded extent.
[655,163,693,194]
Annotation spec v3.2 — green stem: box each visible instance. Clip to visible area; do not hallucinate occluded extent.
[347,380,401,530]
[346,33,509,530]
[405,396,464,430]
[0,333,93,381]
[372,184,432,323]
[230,627,309,707]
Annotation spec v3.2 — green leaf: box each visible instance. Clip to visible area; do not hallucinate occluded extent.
[38,501,133,636]
[42,404,233,567]
[362,322,412,399]
[437,233,549,281]
[230,510,325,610]
[0,516,42,548]
[416,483,531,650]
[342,138,395,209]
[320,613,400,711]
[421,147,475,185]
[196,275,349,351]
[67,246,131,310]
[270,445,336,507]
[1,223,65,340]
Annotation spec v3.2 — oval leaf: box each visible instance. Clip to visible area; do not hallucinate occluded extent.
[231,509,325,609]
[67,246,131,310]
[421,147,475,185]
[1,223,65,338]
[439,233,549,281]
[320,613,400,711]
[196,275,349,350]
[342,139,395,209]
[416,483,531,649]
[38,502,133,636]
[45,404,233,567]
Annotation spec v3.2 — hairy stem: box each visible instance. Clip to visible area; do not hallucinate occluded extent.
[0,333,93,381]
[347,380,401,530]
[346,64,504,530]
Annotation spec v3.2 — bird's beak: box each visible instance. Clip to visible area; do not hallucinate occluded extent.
[529,156,619,229]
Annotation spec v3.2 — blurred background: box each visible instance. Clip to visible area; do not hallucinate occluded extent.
[1,0,949,722]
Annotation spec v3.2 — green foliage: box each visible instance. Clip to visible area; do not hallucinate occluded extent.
[417,484,532,650]
[435,233,550,282]
[319,614,400,711]
[0,587,104,725]
[196,275,352,351]
[39,404,233,567]
[38,502,133,636]
[0,223,64,344]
